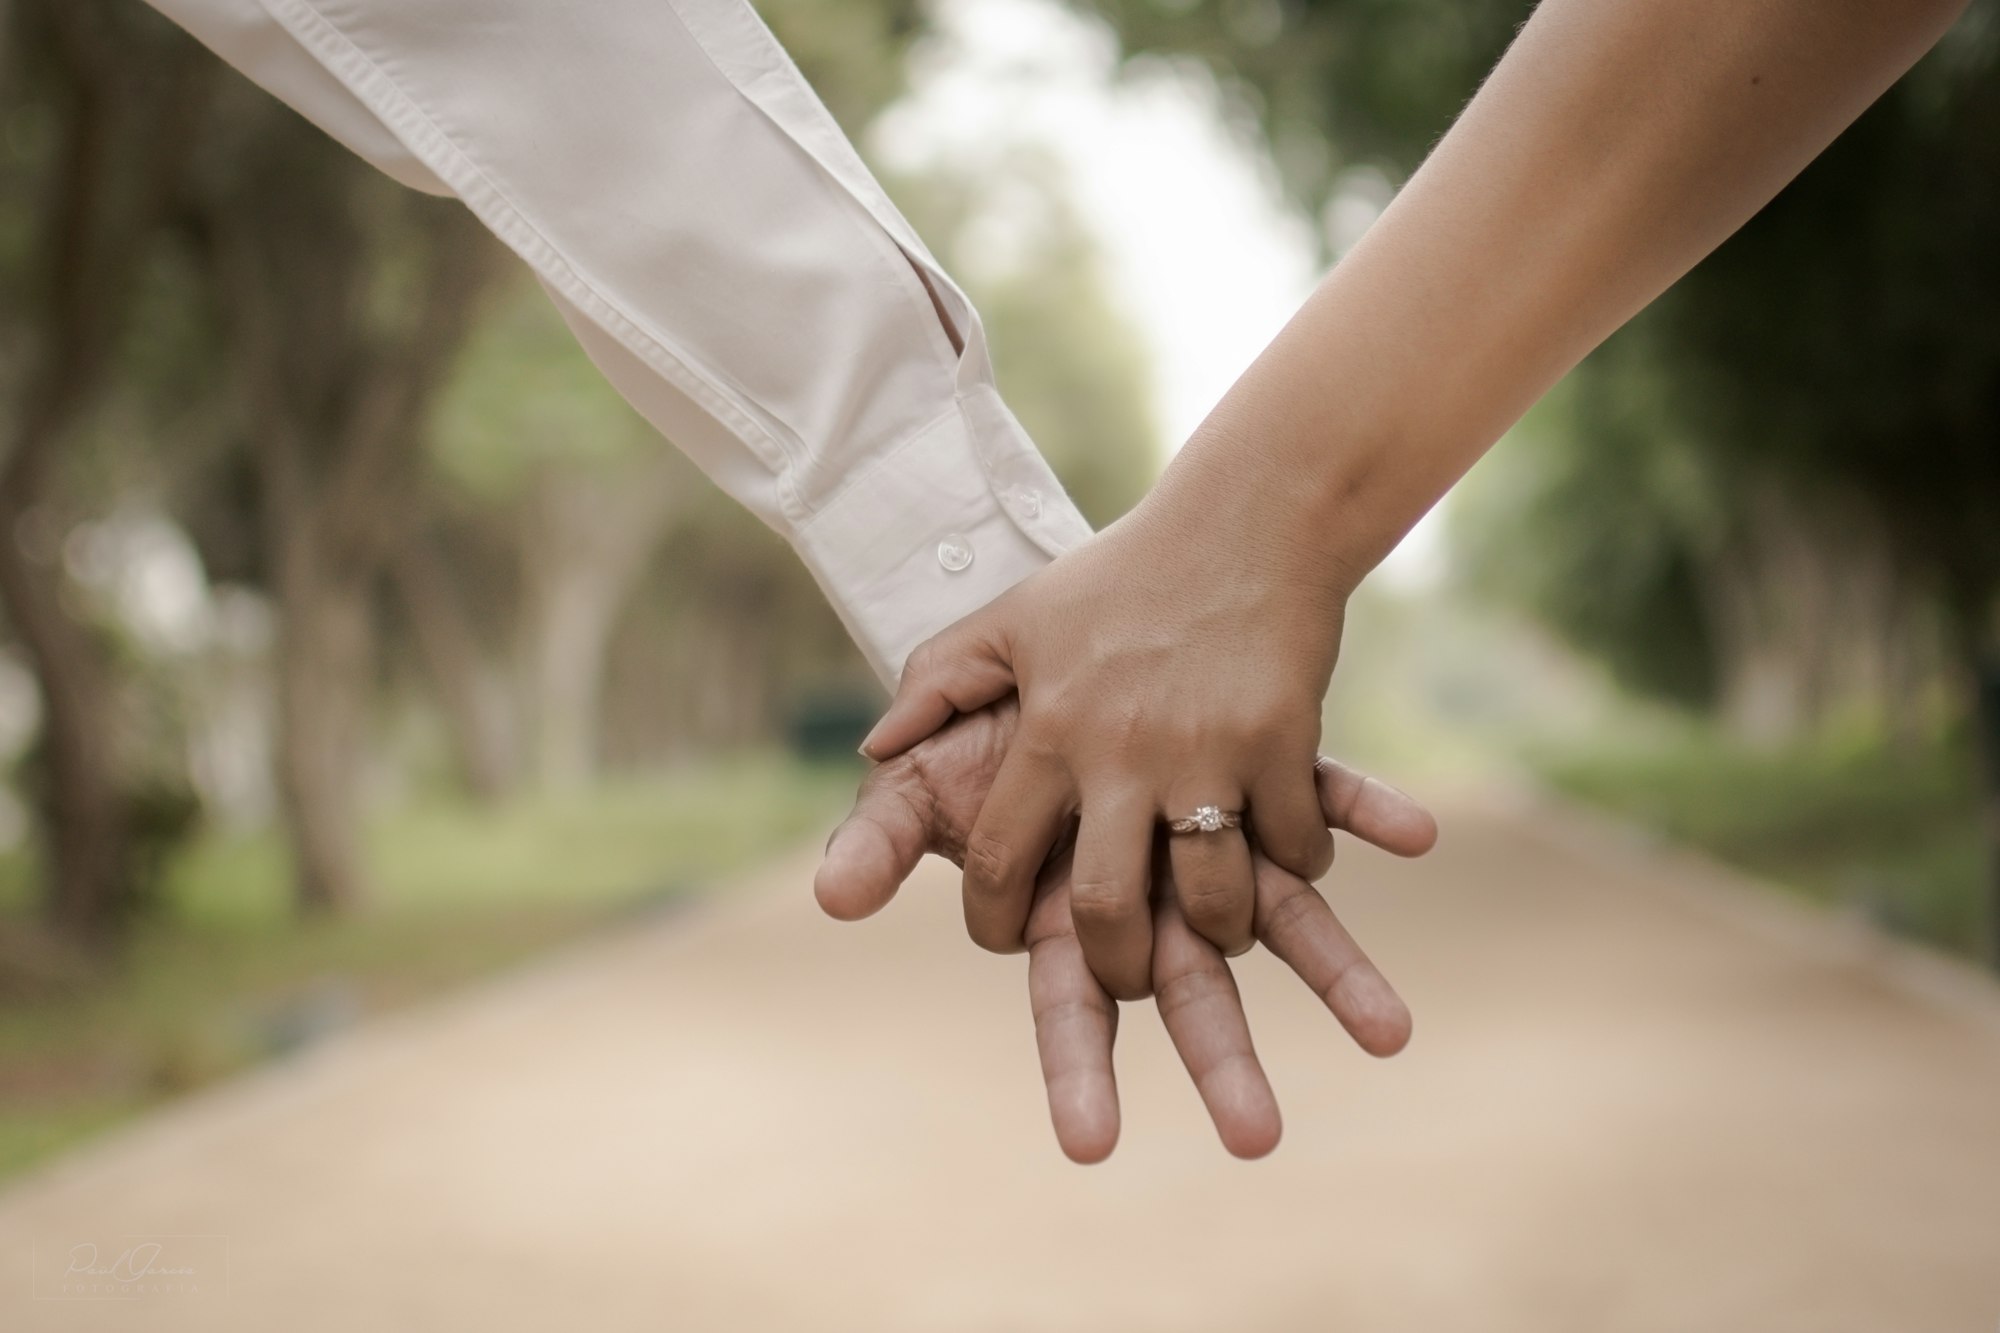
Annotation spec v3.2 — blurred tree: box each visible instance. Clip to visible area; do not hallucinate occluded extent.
[757,0,927,132]
[604,497,864,761]
[1452,350,1943,741]
[1449,378,1723,711]
[1078,0,2000,945]
[1079,0,1526,208]
[180,84,501,912]
[387,522,518,802]
[0,0,1161,950]
[0,0,209,940]
[426,275,694,792]
[1644,19,2000,739]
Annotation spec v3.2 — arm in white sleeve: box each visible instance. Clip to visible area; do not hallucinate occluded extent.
[145,0,1094,684]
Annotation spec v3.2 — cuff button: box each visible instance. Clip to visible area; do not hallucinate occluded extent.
[936,534,975,573]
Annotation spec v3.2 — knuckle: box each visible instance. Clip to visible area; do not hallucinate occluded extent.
[865,753,925,801]
[902,639,940,681]
[1069,877,1139,928]
[1179,894,1253,949]
[960,830,1019,899]
[1177,877,1246,917]
[882,781,941,853]
[1240,700,1304,752]
[1036,685,1096,741]
[1099,698,1149,750]
[1187,919,1251,956]
[1261,824,1331,877]
[908,627,982,683]
[1259,882,1323,942]
[1154,965,1230,1020]
[1030,991,1113,1029]
[1008,721,1065,772]
[1234,710,1291,754]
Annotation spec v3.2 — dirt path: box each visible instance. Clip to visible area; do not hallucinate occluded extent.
[3,796,1997,1332]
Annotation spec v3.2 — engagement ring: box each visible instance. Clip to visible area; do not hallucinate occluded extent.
[1168,805,1242,835]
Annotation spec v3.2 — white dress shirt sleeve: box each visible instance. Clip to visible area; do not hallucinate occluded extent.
[145,0,1095,684]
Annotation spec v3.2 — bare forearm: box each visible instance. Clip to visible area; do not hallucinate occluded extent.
[1160,0,1968,590]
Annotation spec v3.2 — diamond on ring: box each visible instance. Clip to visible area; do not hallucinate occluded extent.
[1169,804,1242,835]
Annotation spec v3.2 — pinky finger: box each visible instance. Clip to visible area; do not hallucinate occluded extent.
[1253,858,1413,1058]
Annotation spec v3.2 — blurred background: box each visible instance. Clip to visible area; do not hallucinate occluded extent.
[1,0,1998,1191]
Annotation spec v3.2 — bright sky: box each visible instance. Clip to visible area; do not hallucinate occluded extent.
[871,0,1446,587]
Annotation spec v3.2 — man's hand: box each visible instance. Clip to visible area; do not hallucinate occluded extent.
[816,701,1436,1162]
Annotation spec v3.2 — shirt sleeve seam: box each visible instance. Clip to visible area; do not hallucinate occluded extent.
[255,0,799,489]
[665,0,974,377]
[659,0,973,460]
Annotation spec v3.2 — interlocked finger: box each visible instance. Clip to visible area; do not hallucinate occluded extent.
[1025,850,1121,1164]
[1152,886,1281,1158]
[960,746,1072,954]
[1253,856,1412,1057]
[1165,790,1255,957]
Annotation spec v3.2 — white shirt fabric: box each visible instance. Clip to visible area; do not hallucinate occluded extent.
[145,0,1094,684]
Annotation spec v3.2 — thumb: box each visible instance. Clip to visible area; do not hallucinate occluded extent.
[814,762,935,922]
[860,620,1015,761]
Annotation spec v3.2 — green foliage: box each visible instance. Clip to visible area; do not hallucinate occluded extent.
[1635,12,2000,622]
[1537,722,1986,955]
[979,224,1161,526]
[760,0,929,132]
[428,276,658,500]
[618,486,870,734]
[0,755,856,1180]
[1450,368,1723,707]
[1078,0,1528,206]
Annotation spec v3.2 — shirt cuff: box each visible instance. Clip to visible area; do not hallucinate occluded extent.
[792,384,1092,686]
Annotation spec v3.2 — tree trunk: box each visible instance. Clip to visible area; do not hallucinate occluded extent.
[1699,483,1943,746]
[0,484,127,938]
[390,537,516,801]
[519,555,620,790]
[0,1,209,940]
[270,535,373,914]
[1971,624,2000,969]
[200,129,499,912]
[514,462,681,789]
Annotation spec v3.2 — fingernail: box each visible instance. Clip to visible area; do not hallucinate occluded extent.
[856,741,875,761]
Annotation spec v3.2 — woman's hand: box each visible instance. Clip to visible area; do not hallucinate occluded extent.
[859,461,1355,998]
[819,699,1436,1161]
